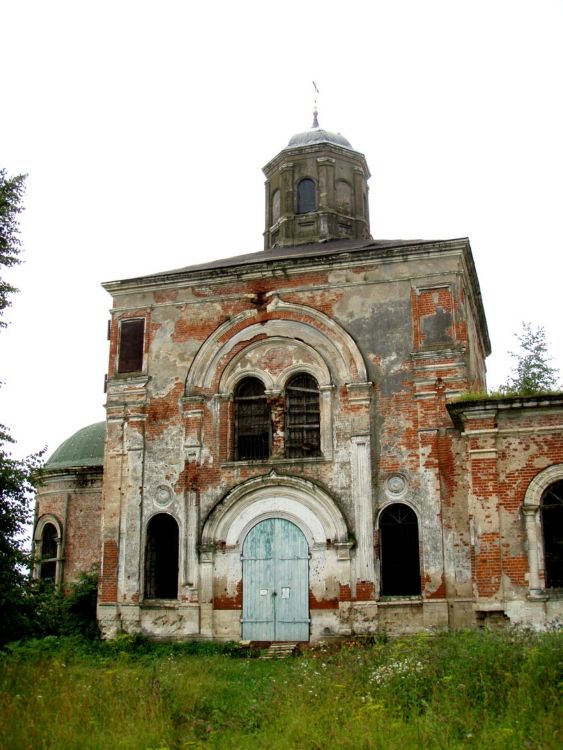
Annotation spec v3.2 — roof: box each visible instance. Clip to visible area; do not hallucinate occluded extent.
[46,421,106,471]
[131,238,443,278]
[286,127,353,149]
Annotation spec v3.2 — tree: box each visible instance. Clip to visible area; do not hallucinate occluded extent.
[0,169,27,327]
[501,322,560,396]
[0,168,44,645]
[0,427,43,645]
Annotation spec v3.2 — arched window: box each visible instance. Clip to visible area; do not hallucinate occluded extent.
[541,480,563,588]
[379,504,421,596]
[297,178,316,214]
[145,514,179,599]
[271,189,280,225]
[234,377,271,460]
[40,522,58,581]
[285,373,321,458]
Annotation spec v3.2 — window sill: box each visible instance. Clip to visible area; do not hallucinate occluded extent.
[377,596,423,606]
[221,455,331,469]
[141,598,180,608]
[109,373,149,382]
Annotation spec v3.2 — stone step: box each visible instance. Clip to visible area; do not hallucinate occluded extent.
[260,642,298,660]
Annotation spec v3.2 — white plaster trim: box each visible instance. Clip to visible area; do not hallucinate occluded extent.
[34,513,63,542]
[351,436,375,583]
[376,498,421,522]
[497,425,563,436]
[185,298,367,392]
[524,464,563,508]
[201,472,349,548]
[219,336,331,393]
[37,484,101,495]
[460,428,499,437]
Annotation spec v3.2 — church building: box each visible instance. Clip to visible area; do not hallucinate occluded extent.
[34,116,563,641]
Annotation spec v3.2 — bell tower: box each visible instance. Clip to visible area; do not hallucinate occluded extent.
[263,112,371,249]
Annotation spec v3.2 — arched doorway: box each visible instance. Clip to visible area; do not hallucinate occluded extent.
[379,503,421,596]
[242,518,309,641]
[145,514,179,599]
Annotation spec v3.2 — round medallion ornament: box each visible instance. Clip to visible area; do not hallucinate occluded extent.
[385,474,407,498]
[155,485,172,507]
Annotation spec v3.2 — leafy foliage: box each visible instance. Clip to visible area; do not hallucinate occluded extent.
[0,169,26,326]
[500,321,560,395]
[22,570,100,642]
[0,425,44,645]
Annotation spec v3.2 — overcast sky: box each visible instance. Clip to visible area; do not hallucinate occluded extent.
[1,0,562,461]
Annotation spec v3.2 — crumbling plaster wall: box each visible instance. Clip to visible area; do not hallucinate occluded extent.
[448,398,563,628]
[100,241,487,638]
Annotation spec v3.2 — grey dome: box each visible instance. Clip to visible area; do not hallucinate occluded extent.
[287,128,353,149]
[46,421,106,470]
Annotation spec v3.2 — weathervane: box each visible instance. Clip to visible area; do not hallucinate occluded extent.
[312,81,319,128]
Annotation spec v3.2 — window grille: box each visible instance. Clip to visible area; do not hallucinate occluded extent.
[285,373,321,459]
[234,378,271,460]
[379,504,421,596]
[145,514,179,599]
[40,523,58,581]
[541,480,563,588]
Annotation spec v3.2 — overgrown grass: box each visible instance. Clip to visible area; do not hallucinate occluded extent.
[1,629,561,749]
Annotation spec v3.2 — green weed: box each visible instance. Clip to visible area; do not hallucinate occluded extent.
[0,629,561,749]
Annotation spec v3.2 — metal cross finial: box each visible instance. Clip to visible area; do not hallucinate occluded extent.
[312,81,319,128]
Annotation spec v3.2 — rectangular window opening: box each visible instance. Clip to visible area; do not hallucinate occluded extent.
[118,319,145,374]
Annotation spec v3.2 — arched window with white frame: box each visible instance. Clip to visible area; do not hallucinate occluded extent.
[34,516,63,585]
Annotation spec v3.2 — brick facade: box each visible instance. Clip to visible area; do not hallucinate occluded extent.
[34,126,563,640]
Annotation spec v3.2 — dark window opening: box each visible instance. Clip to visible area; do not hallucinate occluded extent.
[297,178,316,214]
[145,514,179,599]
[118,319,145,374]
[40,523,58,581]
[285,373,321,459]
[234,377,271,460]
[380,503,421,596]
[541,480,563,588]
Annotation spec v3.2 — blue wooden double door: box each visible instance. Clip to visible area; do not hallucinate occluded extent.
[242,518,310,642]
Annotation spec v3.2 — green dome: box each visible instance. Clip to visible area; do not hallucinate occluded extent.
[46,422,106,470]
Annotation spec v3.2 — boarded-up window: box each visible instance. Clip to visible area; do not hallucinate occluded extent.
[145,514,179,599]
[297,178,316,214]
[234,377,271,460]
[542,480,563,588]
[379,504,421,596]
[118,319,145,373]
[40,523,58,581]
[285,373,321,459]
